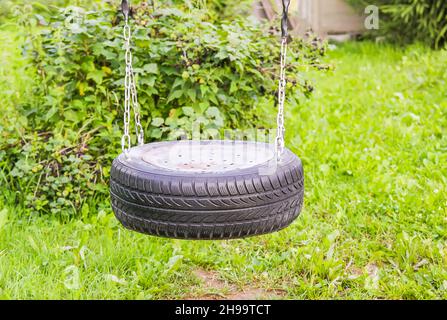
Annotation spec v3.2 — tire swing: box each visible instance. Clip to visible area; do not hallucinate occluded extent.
[110,0,304,239]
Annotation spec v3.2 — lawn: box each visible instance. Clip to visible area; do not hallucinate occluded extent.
[0,25,446,299]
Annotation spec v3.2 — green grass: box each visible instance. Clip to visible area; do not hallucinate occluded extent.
[1,25,446,299]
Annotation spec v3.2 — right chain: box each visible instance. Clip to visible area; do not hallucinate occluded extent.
[121,1,144,155]
[275,0,290,162]
[275,37,288,162]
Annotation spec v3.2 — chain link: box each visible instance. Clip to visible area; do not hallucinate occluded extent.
[122,12,144,155]
[275,37,288,162]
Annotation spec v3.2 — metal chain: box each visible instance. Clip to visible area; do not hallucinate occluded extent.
[122,9,144,155]
[275,37,288,162]
[118,0,288,162]
[130,64,144,145]
[275,0,290,162]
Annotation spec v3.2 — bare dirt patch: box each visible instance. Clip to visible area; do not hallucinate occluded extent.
[187,268,285,300]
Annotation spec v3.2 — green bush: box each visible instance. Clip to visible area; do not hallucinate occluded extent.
[0,0,106,22]
[348,0,447,48]
[2,1,327,216]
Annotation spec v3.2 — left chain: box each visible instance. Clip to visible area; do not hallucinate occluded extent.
[122,0,144,155]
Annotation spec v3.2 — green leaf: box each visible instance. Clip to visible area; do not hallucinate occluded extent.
[186,89,196,102]
[206,106,220,118]
[64,110,81,122]
[81,59,95,73]
[143,63,159,74]
[92,44,117,60]
[151,117,164,127]
[208,92,218,105]
[150,128,163,139]
[182,107,195,117]
[69,23,87,34]
[140,76,156,87]
[172,78,184,89]
[230,81,238,94]
[87,70,104,84]
[44,106,58,122]
[198,101,210,113]
[167,90,183,102]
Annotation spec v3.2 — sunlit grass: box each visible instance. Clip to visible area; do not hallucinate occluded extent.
[0,26,446,299]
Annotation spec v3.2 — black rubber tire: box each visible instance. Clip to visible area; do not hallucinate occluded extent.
[110,141,304,239]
